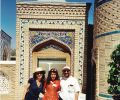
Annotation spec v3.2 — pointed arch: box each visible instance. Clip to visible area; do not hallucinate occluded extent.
[32,38,72,54]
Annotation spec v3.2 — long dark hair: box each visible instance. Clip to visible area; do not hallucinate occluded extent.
[46,68,60,85]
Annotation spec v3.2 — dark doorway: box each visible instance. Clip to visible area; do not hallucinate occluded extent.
[86,59,96,100]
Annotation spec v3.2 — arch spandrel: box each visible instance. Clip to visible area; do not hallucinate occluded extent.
[32,38,72,54]
[30,30,74,49]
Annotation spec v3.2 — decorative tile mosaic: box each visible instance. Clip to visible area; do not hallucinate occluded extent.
[37,44,65,51]
[19,19,84,85]
[19,19,29,85]
[0,71,9,94]
[30,30,74,48]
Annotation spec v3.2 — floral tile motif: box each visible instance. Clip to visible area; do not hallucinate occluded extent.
[30,30,74,49]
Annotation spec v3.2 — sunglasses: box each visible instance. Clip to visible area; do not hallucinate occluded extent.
[63,70,70,72]
[36,72,42,75]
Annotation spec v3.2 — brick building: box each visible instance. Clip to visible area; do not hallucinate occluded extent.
[93,0,120,100]
[0,30,11,61]
[15,0,90,100]
[0,0,92,99]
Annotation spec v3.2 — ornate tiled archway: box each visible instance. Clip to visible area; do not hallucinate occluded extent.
[17,18,85,87]
[32,37,72,53]
[32,38,72,76]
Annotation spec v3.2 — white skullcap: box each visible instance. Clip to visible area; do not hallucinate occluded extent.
[62,65,70,70]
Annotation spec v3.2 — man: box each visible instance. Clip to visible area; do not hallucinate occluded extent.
[59,66,80,100]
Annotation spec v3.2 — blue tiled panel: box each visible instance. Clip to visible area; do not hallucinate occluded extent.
[99,93,112,99]
[30,31,74,48]
[95,30,120,39]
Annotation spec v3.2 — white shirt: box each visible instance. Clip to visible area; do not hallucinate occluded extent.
[59,76,80,100]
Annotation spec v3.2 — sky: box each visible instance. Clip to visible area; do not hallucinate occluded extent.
[1,0,94,49]
[0,0,1,29]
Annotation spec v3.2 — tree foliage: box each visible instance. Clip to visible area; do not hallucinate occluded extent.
[108,44,120,94]
[11,49,16,56]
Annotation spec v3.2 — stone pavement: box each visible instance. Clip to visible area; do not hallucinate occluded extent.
[79,93,86,100]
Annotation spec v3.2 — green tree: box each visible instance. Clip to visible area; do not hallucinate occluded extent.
[107,44,120,98]
[11,49,16,56]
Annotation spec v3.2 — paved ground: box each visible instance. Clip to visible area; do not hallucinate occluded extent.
[79,93,86,100]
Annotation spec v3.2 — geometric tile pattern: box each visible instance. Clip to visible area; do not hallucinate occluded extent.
[0,71,9,94]
[19,19,84,85]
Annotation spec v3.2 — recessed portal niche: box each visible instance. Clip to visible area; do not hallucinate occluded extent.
[31,29,73,75]
[38,58,66,76]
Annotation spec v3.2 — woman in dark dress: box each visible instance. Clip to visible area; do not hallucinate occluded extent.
[24,67,45,100]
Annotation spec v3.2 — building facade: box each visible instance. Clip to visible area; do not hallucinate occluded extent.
[15,1,90,100]
[94,0,120,100]
[0,30,11,61]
